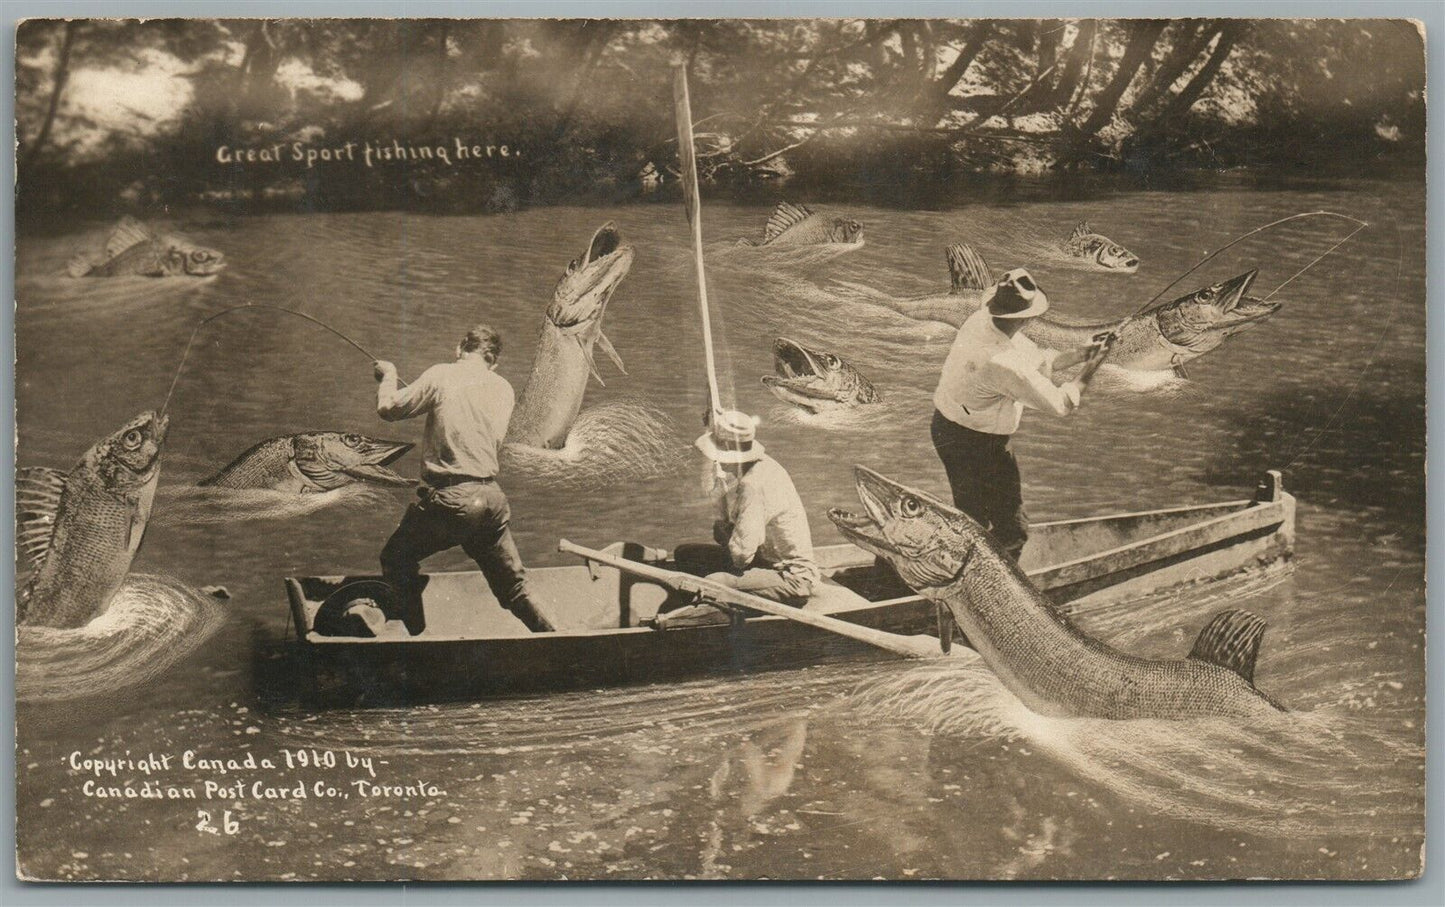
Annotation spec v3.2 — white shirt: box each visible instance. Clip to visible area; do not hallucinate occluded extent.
[933,309,1079,435]
[376,358,515,481]
[713,456,819,580]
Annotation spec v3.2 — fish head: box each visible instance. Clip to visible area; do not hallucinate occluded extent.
[1089,237,1139,272]
[298,432,415,487]
[1153,270,1276,356]
[546,222,635,331]
[828,217,864,245]
[828,466,980,595]
[161,239,226,277]
[761,338,879,410]
[91,411,168,490]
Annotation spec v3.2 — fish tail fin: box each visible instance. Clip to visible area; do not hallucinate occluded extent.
[946,243,993,293]
[1188,609,1267,685]
[66,254,94,278]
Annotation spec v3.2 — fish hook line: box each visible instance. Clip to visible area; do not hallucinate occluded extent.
[1258,222,1370,303]
[160,303,397,417]
[1130,211,1370,320]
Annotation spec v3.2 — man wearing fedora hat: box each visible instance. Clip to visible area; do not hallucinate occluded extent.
[655,410,820,625]
[931,268,1111,561]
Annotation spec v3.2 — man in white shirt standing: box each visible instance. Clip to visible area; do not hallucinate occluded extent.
[931,269,1110,561]
[373,324,555,634]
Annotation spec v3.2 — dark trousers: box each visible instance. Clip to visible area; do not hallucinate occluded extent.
[380,480,551,634]
[930,410,1028,560]
[669,543,815,606]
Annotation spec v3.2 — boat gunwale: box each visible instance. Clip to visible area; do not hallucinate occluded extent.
[289,491,1288,648]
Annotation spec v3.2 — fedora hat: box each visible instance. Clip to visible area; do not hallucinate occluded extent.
[695,410,765,464]
[983,268,1049,319]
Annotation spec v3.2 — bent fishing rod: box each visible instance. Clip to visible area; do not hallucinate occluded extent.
[1080,210,1371,382]
[160,302,403,418]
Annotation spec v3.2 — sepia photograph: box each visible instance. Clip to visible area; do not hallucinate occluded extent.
[9,13,1430,885]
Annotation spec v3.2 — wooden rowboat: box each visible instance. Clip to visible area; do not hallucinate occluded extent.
[283,471,1294,701]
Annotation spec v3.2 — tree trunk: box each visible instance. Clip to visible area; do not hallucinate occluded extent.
[1074,20,1167,140]
[919,23,991,125]
[1162,23,1242,120]
[1129,21,1219,121]
[1015,22,1061,112]
[20,21,79,176]
[1050,20,1097,110]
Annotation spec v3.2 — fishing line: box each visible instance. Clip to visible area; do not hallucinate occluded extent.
[1258,222,1370,302]
[159,302,397,417]
[1131,211,1369,319]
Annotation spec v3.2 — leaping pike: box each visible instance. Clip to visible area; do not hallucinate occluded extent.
[837,243,1278,377]
[507,223,635,450]
[829,466,1287,720]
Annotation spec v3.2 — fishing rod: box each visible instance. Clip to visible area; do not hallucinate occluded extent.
[672,64,725,423]
[1081,211,1371,380]
[160,302,400,418]
[1132,210,1369,319]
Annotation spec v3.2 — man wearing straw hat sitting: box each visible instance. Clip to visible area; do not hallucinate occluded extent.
[653,410,820,628]
[931,268,1109,562]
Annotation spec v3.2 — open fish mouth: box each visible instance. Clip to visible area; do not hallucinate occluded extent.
[828,507,893,555]
[548,222,635,329]
[773,337,824,378]
[338,439,415,484]
[365,439,414,467]
[828,466,938,559]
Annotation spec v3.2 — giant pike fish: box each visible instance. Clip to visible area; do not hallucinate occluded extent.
[739,202,863,247]
[848,243,1278,377]
[761,337,880,413]
[199,432,414,493]
[507,223,635,449]
[829,466,1286,720]
[68,216,225,278]
[1062,221,1139,272]
[16,411,169,629]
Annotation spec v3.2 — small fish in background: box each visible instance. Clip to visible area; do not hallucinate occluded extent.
[17,411,169,629]
[199,432,414,493]
[1063,221,1139,272]
[761,337,880,413]
[67,216,226,278]
[739,202,864,247]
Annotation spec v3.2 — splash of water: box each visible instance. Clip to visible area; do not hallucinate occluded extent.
[502,400,682,491]
[154,482,394,525]
[16,574,226,703]
[847,645,1421,840]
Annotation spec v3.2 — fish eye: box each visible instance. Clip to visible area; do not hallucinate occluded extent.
[122,429,143,450]
[824,354,839,367]
[343,433,362,448]
[567,259,579,274]
[899,495,924,517]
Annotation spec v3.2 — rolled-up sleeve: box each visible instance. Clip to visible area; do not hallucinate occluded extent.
[985,359,1076,416]
[377,366,439,421]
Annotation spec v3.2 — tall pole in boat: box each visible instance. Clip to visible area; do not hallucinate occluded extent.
[673,64,724,420]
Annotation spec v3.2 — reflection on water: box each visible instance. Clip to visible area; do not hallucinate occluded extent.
[13,177,1424,880]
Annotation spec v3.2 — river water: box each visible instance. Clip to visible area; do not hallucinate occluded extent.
[14,175,1425,880]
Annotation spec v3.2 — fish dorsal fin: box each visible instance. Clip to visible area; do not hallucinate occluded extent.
[1069,221,1094,243]
[1188,609,1267,685]
[16,466,69,571]
[66,253,95,278]
[946,243,993,293]
[764,202,814,242]
[104,216,156,261]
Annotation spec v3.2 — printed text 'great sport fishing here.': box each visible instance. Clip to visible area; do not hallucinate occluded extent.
[216,138,523,169]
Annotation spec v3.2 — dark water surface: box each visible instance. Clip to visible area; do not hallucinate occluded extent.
[14,177,1425,880]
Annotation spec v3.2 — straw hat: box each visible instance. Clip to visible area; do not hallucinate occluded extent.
[695,410,765,464]
[983,268,1050,319]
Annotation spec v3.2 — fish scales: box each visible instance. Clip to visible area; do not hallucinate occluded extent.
[830,467,1284,721]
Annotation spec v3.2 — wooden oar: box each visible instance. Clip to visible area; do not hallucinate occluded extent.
[559,539,943,659]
